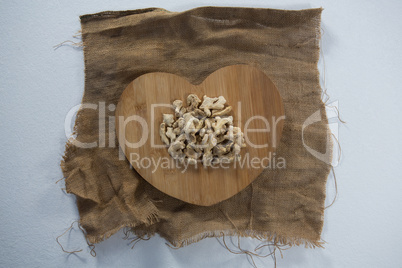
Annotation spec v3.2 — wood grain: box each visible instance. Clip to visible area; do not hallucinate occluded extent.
[115,65,284,206]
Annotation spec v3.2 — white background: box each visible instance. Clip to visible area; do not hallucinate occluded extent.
[1,0,401,267]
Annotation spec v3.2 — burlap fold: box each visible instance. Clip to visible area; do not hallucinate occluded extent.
[61,6,332,248]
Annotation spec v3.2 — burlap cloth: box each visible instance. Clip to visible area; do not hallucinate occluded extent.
[62,6,332,248]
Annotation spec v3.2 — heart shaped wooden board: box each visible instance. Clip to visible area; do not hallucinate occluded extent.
[116,65,284,206]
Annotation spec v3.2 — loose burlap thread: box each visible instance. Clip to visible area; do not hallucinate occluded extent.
[61,6,332,248]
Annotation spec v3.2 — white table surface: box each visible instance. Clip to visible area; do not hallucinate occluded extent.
[1,0,401,267]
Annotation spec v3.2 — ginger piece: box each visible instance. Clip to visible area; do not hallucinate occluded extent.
[163,114,174,127]
[199,95,226,116]
[211,106,232,117]
[159,123,170,146]
[166,127,176,142]
[173,100,186,117]
[186,94,202,112]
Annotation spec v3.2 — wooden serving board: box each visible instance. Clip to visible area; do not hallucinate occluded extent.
[116,65,284,206]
